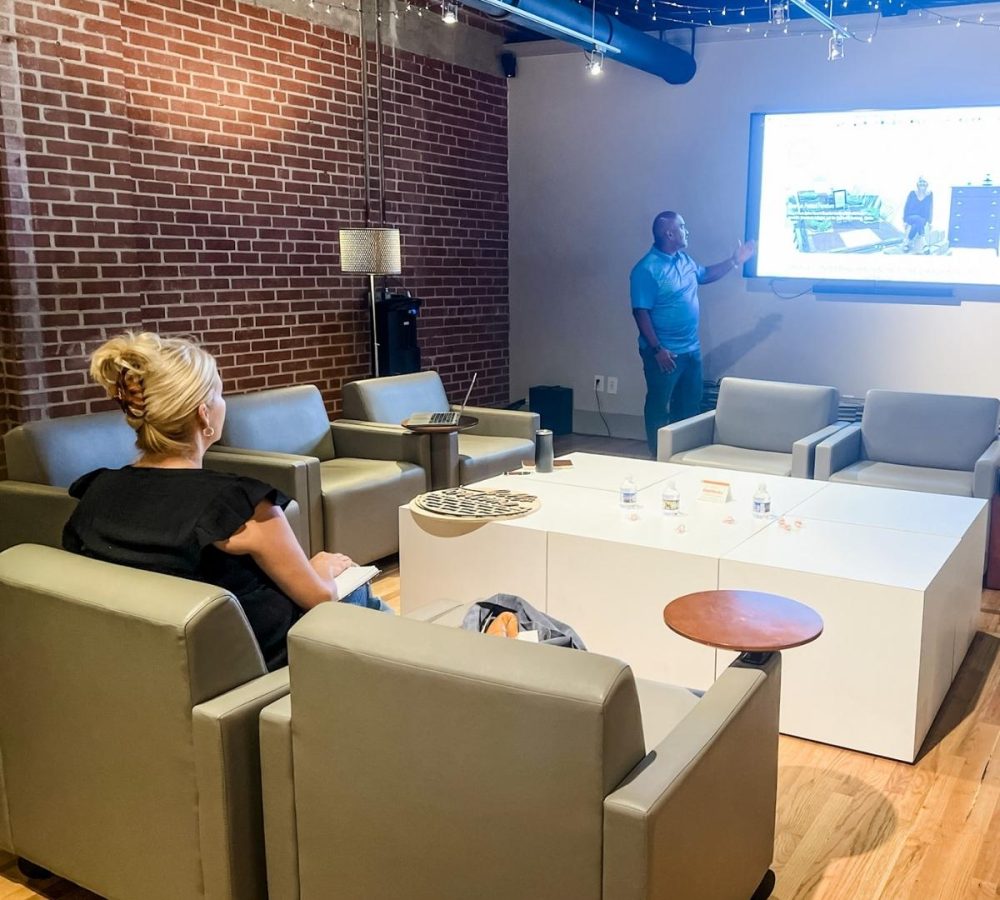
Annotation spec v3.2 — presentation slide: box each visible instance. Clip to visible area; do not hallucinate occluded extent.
[746,106,1000,288]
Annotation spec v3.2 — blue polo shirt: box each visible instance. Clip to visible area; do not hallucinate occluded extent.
[629,246,706,354]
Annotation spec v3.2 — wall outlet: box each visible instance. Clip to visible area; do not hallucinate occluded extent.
[606,376,618,395]
[594,375,605,392]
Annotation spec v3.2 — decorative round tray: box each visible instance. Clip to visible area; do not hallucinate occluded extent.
[412,487,541,520]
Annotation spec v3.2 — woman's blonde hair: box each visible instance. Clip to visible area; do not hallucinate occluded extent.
[90,332,219,457]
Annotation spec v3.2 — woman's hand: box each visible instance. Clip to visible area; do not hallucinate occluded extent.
[310,552,355,580]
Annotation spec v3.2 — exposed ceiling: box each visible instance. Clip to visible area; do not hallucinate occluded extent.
[503,0,990,39]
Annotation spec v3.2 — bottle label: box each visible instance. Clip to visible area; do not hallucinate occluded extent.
[662,497,680,512]
[753,498,771,516]
[621,488,637,506]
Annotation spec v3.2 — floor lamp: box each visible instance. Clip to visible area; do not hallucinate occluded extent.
[339,226,401,378]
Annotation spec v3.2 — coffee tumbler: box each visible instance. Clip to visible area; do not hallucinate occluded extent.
[535,429,554,473]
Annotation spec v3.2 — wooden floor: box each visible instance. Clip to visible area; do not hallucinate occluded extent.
[3,434,999,899]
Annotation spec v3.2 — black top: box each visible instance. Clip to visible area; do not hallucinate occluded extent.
[62,466,304,671]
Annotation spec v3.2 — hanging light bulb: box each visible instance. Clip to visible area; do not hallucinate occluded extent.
[585,47,605,75]
[828,30,845,59]
[769,0,789,25]
[441,0,459,22]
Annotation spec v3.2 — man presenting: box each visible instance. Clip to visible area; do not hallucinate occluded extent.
[630,210,756,456]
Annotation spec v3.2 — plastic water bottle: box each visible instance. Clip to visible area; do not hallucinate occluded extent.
[752,481,771,519]
[661,480,680,515]
[619,475,638,509]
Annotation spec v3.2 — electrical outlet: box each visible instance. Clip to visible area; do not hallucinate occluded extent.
[594,375,605,392]
[606,376,618,395]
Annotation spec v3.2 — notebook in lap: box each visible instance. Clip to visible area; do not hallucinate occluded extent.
[408,373,476,426]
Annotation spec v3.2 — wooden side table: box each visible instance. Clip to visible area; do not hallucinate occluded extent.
[663,589,823,666]
[401,415,479,490]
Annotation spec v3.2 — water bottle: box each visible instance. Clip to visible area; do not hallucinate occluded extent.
[661,480,680,515]
[619,475,638,509]
[752,481,771,519]
[535,429,554,473]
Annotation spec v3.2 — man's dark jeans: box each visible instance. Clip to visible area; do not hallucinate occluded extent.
[641,348,703,457]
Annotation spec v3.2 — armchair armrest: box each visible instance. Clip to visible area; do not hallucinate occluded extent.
[259,694,298,900]
[457,406,539,441]
[204,448,321,556]
[331,419,432,474]
[791,422,849,479]
[0,482,77,551]
[603,654,780,900]
[973,438,1000,499]
[813,423,862,481]
[656,411,715,462]
[192,668,290,900]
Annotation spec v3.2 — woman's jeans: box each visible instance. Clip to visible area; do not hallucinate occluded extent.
[641,348,703,457]
[340,583,393,613]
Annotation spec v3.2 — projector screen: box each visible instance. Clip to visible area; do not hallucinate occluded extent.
[745,106,1000,291]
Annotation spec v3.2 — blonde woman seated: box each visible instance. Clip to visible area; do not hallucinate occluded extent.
[62,332,390,672]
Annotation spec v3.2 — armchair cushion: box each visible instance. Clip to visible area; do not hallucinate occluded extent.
[861,389,999,471]
[668,444,794,476]
[458,434,535,483]
[713,377,839,454]
[829,460,974,497]
[221,385,335,461]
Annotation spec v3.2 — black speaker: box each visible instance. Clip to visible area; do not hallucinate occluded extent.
[500,51,517,79]
[529,385,573,435]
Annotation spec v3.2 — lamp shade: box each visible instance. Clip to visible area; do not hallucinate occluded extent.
[338,228,402,275]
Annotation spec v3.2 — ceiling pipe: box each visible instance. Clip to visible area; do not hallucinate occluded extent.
[464,0,697,84]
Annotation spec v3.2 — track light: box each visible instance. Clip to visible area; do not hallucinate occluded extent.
[769,0,788,25]
[441,0,458,23]
[585,47,605,75]
[828,30,845,60]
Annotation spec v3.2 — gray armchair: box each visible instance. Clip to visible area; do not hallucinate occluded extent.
[259,603,781,900]
[0,411,311,553]
[815,388,1000,497]
[218,384,428,563]
[0,544,288,900]
[658,377,843,478]
[341,371,538,488]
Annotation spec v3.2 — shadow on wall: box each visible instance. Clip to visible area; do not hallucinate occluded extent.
[703,313,783,377]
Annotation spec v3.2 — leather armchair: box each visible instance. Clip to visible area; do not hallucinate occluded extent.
[0,544,288,900]
[218,384,428,563]
[341,371,538,488]
[658,377,843,478]
[0,410,313,553]
[259,603,781,900]
[815,388,1000,497]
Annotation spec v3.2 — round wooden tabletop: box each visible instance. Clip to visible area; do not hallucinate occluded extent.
[401,414,478,434]
[663,589,824,653]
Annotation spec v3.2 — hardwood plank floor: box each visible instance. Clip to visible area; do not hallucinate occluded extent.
[3,435,998,899]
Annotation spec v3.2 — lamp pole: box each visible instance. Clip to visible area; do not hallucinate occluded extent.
[369,272,380,377]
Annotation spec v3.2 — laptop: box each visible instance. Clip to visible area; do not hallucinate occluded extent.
[408,373,477,426]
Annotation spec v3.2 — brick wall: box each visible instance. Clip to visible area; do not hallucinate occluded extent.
[0,0,508,475]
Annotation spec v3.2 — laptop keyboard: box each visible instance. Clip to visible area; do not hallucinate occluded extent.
[428,412,459,425]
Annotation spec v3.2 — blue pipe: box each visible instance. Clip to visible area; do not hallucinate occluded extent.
[464,0,697,84]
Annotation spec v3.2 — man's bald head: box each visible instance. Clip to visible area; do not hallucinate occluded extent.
[652,211,687,252]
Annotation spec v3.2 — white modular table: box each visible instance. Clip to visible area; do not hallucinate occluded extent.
[398,453,988,759]
[401,454,823,690]
[718,487,988,762]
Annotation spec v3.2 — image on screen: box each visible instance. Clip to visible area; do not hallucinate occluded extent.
[745,106,1000,289]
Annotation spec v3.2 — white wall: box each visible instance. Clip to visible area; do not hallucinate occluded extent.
[508,19,1000,434]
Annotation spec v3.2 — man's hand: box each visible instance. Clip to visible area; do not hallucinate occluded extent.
[655,347,677,374]
[311,551,355,581]
[733,239,757,265]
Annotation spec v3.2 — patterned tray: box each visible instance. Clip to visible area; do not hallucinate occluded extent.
[412,487,541,520]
